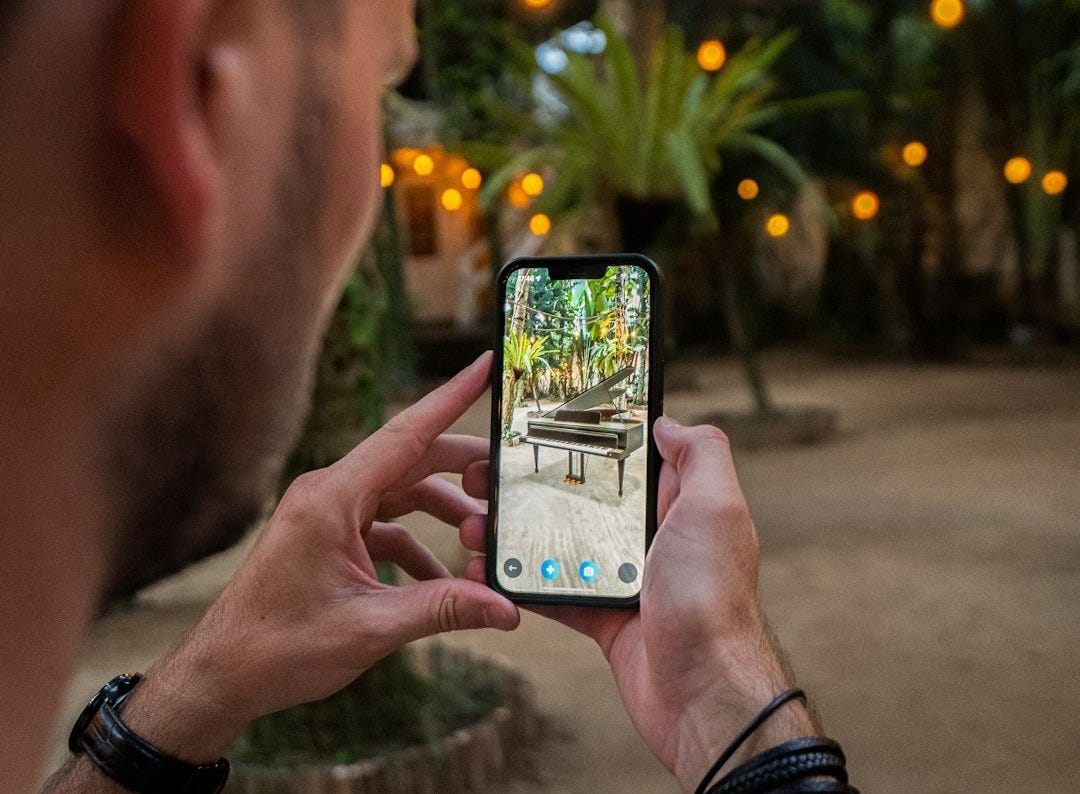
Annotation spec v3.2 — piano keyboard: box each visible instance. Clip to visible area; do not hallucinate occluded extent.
[523,436,620,457]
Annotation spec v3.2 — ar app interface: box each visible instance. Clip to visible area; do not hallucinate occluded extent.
[496,264,652,598]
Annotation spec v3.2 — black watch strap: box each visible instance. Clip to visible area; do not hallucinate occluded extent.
[70,674,230,794]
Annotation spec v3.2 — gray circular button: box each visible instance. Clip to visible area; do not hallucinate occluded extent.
[503,558,523,578]
[618,563,638,583]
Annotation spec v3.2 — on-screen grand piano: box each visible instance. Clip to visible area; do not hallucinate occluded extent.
[523,366,644,497]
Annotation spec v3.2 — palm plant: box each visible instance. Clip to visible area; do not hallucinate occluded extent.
[483,17,854,413]
[501,332,554,439]
[483,17,851,237]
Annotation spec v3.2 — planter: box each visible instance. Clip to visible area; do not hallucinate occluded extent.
[227,648,542,793]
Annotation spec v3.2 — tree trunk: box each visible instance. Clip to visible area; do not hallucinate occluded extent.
[718,253,773,414]
[600,0,667,72]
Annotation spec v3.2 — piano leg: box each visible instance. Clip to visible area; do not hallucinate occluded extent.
[566,452,587,485]
[533,444,539,473]
[617,459,626,498]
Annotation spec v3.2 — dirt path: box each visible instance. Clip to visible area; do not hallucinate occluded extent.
[45,352,1080,792]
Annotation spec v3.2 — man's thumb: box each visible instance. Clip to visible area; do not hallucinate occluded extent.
[390,578,520,644]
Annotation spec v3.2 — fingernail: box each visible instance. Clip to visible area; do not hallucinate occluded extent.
[483,605,513,631]
[655,415,675,430]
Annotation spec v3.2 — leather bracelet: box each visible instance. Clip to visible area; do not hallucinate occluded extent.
[705,738,857,794]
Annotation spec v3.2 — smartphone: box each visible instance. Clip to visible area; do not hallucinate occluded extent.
[486,254,663,607]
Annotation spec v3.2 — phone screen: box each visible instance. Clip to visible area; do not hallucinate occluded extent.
[490,259,658,603]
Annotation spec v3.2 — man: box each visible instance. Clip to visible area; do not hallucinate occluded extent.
[0,2,833,792]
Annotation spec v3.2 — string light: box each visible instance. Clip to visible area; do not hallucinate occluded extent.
[766,214,790,238]
[697,40,726,72]
[530,213,552,236]
[413,154,435,176]
[738,179,760,200]
[380,164,395,188]
[1004,157,1032,185]
[931,0,964,28]
[902,142,928,167]
[1042,171,1068,196]
[521,173,545,197]
[507,183,531,209]
[852,191,880,221]
[461,168,483,190]
[440,188,463,212]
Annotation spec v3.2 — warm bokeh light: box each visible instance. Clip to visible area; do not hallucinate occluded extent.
[380,164,395,189]
[738,179,760,200]
[461,168,483,190]
[902,141,928,167]
[391,147,420,169]
[529,213,552,236]
[521,172,545,197]
[931,0,964,28]
[766,214,790,238]
[852,191,880,221]
[413,154,435,176]
[440,188,463,212]
[697,40,727,72]
[522,0,553,8]
[507,183,531,209]
[1004,157,1033,185]
[1042,171,1068,196]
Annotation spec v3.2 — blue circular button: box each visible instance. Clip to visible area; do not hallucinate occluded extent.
[578,560,600,582]
[540,559,561,580]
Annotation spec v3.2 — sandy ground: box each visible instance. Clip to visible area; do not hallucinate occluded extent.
[44,351,1080,793]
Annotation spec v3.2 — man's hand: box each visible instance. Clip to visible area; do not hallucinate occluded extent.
[463,416,816,792]
[115,352,519,765]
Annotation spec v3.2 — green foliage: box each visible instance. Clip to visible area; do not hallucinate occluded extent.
[231,646,501,768]
[483,17,857,231]
[418,0,534,163]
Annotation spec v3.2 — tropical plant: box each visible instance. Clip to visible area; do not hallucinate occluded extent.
[482,16,854,238]
[501,332,554,438]
[482,17,856,414]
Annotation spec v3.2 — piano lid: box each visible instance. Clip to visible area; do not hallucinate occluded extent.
[543,365,636,418]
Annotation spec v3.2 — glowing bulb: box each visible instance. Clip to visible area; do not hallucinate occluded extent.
[380,164,395,188]
[521,173,545,197]
[902,142,928,167]
[529,213,552,236]
[1004,157,1032,185]
[507,183,531,209]
[931,0,964,28]
[737,179,760,200]
[391,148,420,169]
[441,188,463,212]
[766,214,790,238]
[461,168,483,190]
[852,191,880,221]
[413,154,435,176]
[697,40,726,72]
[523,0,553,8]
[1042,171,1068,196]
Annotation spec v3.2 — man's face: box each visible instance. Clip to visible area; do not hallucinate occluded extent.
[104,0,419,597]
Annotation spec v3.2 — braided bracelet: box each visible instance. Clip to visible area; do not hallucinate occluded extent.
[705,737,852,794]
[694,688,807,794]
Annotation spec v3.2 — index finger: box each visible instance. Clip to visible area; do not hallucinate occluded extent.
[333,351,492,494]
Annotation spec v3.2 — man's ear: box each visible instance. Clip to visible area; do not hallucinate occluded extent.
[109,0,238,257]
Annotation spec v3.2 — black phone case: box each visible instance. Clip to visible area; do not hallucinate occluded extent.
[485,253,664,608]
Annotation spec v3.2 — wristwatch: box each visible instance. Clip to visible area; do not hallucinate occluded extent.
[69,672,230,794]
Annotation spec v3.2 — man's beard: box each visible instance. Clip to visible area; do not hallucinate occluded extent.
[101,67,340,602]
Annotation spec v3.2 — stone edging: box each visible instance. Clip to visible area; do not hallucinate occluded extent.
[226,647,542,793]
